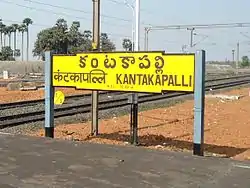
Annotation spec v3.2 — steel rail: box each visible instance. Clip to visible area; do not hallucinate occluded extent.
[0,90,125,109]
[0,78,249,128]
[1,74,250,109]
[205,74,250,82]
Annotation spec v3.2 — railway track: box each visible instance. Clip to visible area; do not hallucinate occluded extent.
[0,90,125,110]
[0,77,249,128]
[1,74,250,110]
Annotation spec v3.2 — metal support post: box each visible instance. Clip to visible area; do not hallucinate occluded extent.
[128,95,133,144]
[232,49,235,63]
[130,0,140,146]
[190,29,194,48]
[129,94,138,145]
[132,94,138,145]
[128,95,138,144]
[144,27,150,51]
[193,50,206,156]
[44,51,54,138]
[91,0,101,136]
[187,28,195,48]
[236,42,239,74]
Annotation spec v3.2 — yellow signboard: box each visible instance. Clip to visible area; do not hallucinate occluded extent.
[52,52,195,93]
[54,90,65,105]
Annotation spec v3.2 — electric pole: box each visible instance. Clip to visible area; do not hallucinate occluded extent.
[91,0,100,136]
[124,0,135,51]
[236,42,239,74]
[144,27,150,51]
[232,49,235,63]
[187,27,195,48]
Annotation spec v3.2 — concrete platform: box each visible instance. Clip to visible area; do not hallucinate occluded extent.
[0,133,249,188]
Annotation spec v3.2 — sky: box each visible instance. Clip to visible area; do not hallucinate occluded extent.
[1,0,250,61]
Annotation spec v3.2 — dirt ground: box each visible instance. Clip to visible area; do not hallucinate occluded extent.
[27,87,250,161]
[0,87,91,103]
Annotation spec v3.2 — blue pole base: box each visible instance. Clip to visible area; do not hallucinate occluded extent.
[45,127,54,138]
[193,143,204,156]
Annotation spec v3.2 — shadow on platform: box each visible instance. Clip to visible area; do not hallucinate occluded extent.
[84,131,248,158]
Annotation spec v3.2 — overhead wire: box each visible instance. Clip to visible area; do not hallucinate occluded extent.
[2,18,247,54]
[104,0,156,15]
[104,0,125,5]
[1,0,155,27]
[0,0,152,41]
[0,18,144,40]
[6,1,244,50]
[22,0,132,23]
[0,0,130,28]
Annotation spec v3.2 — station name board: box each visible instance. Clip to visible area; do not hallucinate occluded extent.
[52,52,195,93]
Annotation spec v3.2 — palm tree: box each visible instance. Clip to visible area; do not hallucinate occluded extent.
[6,25,14,48]
[23,18,33,61]
[72,21,80,29]
[2,26,10,47]
[0,20,2,49]
[55,18,67,30]
[83,30,92,39]
[18,24,27,61]
[122,38,132,51]
[11,24,19,57]
[0,21,5,50]
[1,24,7,47]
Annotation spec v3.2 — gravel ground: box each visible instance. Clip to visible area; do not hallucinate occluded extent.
[26,86,250,161]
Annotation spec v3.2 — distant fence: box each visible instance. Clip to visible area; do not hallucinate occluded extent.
[206,64,250,74]
[0,61,44,75]
[206,64,235,74]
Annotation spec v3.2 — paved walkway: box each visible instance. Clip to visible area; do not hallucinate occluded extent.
[0,133,249,188]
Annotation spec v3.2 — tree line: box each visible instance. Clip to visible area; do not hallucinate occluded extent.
[33,18,117,60]
[1,17,249,68]
[241,56,250,67]
[0,17,133,61]
[0,18,33,61]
